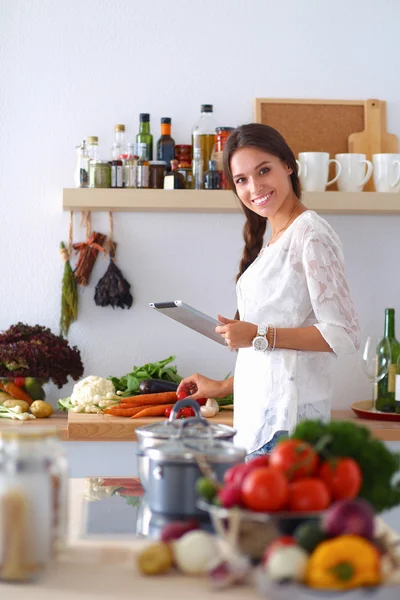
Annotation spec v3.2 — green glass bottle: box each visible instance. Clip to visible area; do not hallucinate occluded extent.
[136,113,153,161]
[376,308,400,412]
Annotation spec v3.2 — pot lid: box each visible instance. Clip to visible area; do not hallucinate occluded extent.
[145,437,246,464]
[136,418,236,441]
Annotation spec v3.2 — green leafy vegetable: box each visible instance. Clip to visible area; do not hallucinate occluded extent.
[292,419,400,513]
[58,397,72,411]
[108,356,183,397]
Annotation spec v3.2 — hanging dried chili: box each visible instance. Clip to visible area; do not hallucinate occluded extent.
[73,231,106,286]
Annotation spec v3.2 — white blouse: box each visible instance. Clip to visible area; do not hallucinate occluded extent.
[233,210,360,454]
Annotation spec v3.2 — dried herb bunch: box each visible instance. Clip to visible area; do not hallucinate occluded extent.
[94,241,133,309]
[0,323,84,387]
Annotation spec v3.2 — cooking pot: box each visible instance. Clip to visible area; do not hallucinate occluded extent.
[136,398,236,489]
[144,416,246,517]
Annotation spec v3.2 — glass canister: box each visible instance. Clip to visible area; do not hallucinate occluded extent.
[0,429,54,582]
[42,430,69,553]
[89,160,111,188]
[175,144,192,168]
[149,161,168,189]
[215,127,234,189]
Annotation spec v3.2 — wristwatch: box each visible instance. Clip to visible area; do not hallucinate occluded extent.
[252,325,269,352]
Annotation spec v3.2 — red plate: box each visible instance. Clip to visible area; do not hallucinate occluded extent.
[351,400,400,421]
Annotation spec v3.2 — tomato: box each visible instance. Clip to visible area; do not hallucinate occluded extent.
[196,398,207,406]
[270,439,319,480]
[13,377,26,387]
[287,478,331,512]
[247,455,270,469]
[241,467,289,512]
[181,407,195,418]
[164,406,172,418]
[319,458,362,501]
[176,390,188,401]
[262,536,296,565]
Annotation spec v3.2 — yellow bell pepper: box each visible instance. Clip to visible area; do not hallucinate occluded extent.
[306,534,381,590]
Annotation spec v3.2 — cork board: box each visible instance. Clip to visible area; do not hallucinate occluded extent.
[254,99,366,190]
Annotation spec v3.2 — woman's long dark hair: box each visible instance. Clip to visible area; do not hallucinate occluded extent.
[223,123,301,319]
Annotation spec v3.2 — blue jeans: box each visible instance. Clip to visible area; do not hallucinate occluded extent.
[246,430,289,460]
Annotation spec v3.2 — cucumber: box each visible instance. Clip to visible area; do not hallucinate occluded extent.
[139,379,178,394]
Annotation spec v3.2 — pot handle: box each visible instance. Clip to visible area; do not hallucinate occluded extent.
[167,398,202,422]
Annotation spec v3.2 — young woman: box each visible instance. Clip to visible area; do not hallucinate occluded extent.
[177,124,360,456]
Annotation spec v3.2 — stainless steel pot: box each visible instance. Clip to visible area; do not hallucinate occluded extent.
[136,398,236,489]
[144,417,246,517]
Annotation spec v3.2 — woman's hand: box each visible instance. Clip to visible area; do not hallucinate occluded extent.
[216,315,257,349]
[176,374,228,400]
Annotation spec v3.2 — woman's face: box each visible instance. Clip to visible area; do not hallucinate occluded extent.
[230,147,294,217]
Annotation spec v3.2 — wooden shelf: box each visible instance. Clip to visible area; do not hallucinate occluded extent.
[62,189,400,214]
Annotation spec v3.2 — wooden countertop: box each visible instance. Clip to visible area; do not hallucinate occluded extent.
[0,409,399,442]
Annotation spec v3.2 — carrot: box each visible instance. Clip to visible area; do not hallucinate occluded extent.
[117,392,177,406]
[131,404,175,419]
[4,382,33,405]
[103,405,148,417]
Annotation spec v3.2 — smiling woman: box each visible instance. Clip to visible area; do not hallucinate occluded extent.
[177,124,360,457]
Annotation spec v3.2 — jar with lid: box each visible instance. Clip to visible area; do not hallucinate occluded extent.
[215,127,234,189]
[74,140,89,188]
[89,160,111,188]
[0,429,54,582]
[149,161,168,189]
[175,145,192,168]
[111,160,123,188]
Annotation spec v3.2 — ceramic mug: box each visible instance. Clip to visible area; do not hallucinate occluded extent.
[372,154,400,192]
[297,152,342,192]
[335,153,373,192]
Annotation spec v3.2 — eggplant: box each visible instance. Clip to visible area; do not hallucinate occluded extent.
[139,379,179,394]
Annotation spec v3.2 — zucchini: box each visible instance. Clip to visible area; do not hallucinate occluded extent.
[139,379,178,394]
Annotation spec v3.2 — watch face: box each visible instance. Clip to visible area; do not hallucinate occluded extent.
[253,336,268,352]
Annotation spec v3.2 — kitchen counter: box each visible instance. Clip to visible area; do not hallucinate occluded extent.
[0,408,399,441]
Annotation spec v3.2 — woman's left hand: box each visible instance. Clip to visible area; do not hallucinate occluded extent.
[216,315,257,349]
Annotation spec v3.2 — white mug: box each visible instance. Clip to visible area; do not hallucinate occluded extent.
[335,153,373,192]
[372,154,400,192]
[297,152,342,192]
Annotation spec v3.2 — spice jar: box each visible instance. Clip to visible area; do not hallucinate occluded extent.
[175,145,192,168]
[111,159,123,188]
[215,127,234,189]
[89,160,111,188]
[42,430,68,553]
[149,161,168,189]
[0,429,54,582]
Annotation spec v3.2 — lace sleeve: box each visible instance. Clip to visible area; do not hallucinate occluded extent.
[302,230,360,356]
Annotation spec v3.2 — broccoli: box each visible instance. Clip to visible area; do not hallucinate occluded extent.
[292,420,400,513]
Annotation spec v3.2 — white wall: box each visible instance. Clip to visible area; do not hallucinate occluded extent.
[1,0,400,406]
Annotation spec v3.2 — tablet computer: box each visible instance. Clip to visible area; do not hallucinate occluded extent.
[149,301,225,345]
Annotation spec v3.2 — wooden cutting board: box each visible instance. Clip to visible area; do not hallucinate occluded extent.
[349,99,399,190]
[67,410,235,441]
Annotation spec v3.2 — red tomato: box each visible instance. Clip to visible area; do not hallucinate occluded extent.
[247,455,270,469]
[241,467,289,512]
[224,463,250,487]
[270,439,319,480]
[196,398,207,406]
[319,458,362,501]
[13,377,26,387]
[262,536,296,565]
[181,407,195,418]
[176,390,188,401]
[164,406,172,418]
[287,478,331,512]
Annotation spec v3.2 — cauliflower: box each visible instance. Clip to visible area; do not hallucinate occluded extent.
[70,376,116,408]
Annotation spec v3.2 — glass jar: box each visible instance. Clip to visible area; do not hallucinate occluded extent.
[175,144,192,168]
[149,161,168,189]
[89,160,111,188]
[42,430,69,553]
[0,429,54,582]
[215,127,234,190]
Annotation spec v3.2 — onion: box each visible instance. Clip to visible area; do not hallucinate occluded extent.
[322,498,375,540]
[172,530,219,575]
